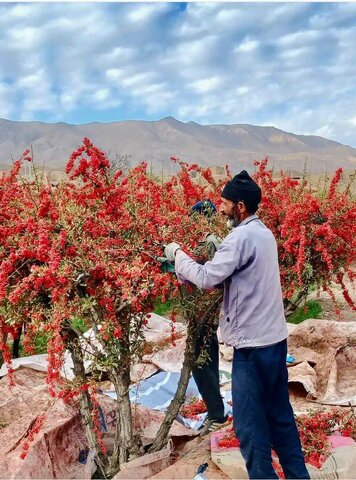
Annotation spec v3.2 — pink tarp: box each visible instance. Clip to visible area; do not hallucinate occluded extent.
[0,367,196,479]
[0,369,88,479]
[287,319,356,405]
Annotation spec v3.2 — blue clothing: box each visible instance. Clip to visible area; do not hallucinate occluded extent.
[191,199,217,217]
[175,214,288,348]
[232,340,310,479]
[192,325,225,422]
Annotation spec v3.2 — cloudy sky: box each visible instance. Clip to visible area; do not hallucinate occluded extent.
[0,2,356,146]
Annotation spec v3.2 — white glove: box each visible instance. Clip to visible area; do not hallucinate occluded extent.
[205,233,222,251]
[164,242,181,261]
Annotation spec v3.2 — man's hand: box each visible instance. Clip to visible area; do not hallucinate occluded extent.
[164,242,181,261]
[156,256,176,273]
[205,233,222,251]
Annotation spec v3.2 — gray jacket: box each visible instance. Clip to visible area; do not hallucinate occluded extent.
[175,215,288,348]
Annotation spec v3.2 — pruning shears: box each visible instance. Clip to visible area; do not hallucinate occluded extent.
[156,256,176,273]
[139,244,176,273]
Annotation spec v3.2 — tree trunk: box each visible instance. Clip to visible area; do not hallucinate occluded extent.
[66,331,108,478]
[284,286,310,317]
[148,320,198,453]
[108,365,143,476]
[149,292,223,453]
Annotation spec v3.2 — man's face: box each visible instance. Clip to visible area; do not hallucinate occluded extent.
[219,197,236,218]
[219,197,241,227]
[219,197,249,227]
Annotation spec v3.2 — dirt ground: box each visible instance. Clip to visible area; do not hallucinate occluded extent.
[308,275,356,322]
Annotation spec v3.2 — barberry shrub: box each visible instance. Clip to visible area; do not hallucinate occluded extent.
[0,140,226,475]
[254,159,355,314]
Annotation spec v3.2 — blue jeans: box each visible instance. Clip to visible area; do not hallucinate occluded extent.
[232,339,310,479]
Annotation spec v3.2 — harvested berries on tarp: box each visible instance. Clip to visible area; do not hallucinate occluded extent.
[181,398,207,420]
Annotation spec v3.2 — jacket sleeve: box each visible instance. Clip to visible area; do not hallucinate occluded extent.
[175,233,248,289]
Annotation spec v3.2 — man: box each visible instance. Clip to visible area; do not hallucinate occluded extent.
[164,171,309,479]
[190,200,228,436]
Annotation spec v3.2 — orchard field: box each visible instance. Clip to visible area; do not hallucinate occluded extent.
[0,139,355,478]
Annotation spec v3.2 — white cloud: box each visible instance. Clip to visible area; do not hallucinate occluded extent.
[314,125,335,139]
[190,77,222,94]
[60,92,77,112]
[173,21,205,39]
[236,39,259,53]
[173,35,218,65]
[106,69,126,82]
[0,82,13,118]
[279,30,322,48]
[17,71,46,89]
[237,86,249,95]
[178,102,216,120]
[102,47,136,63]
[120,72,156,89]
[93,89,110,103]
[8,26,42,49]
[131,82,169,96]
[127,3,169,23]
[215,9,241,25]
[186,3,222,19]
[9,4,33,18]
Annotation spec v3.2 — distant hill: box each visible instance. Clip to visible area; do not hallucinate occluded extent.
[0,116,355,174]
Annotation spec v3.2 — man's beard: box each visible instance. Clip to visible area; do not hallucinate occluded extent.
[226,218,235,229]
[226,208,241,229]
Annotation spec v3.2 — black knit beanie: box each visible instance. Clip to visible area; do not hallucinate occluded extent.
[221,170,261,205]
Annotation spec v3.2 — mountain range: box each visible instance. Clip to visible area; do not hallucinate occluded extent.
[0,116,355,175]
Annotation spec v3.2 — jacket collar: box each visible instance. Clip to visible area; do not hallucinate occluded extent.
[237,214,259,227]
